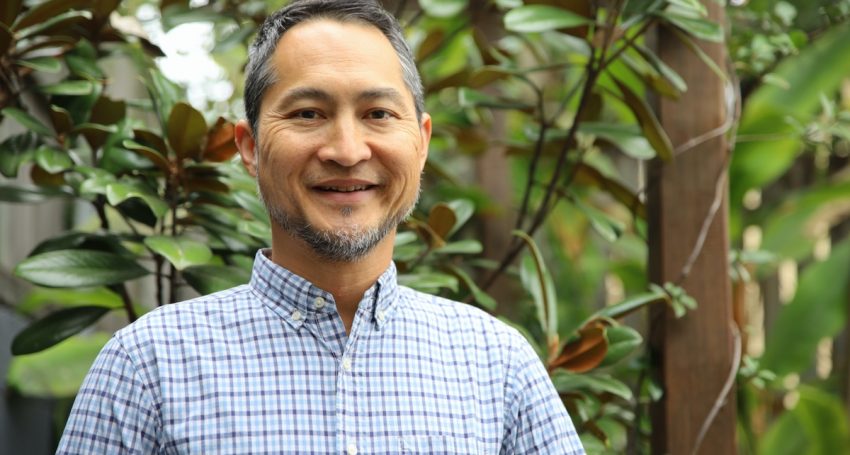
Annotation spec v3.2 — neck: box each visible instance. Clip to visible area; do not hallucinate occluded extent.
[268,227,395,332]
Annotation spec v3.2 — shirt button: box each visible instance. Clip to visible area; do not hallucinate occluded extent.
[376,309,386,322]
[313,297,326,309]
[347,442,358,455]
[341,356,352,372]
[291,310,302,321]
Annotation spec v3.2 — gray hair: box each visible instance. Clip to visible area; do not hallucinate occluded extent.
[244,0,425,138]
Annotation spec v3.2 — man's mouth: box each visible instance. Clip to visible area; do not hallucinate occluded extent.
[315,184,374,193]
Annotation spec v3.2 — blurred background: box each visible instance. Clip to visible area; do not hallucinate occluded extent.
[1,0,849,453]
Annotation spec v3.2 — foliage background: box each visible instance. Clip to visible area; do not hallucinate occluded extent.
[1,0,850,453]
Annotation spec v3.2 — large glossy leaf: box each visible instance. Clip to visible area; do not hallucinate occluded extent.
[11,306,111,355]
[38,80,96,96]
[761,181,850,260]
[34,146,72,173]
[595,289,667,320]
[12,0,87,30]
[599,325,642,367]
[17,287,122,314]
[515,230,558,340]
[2,107,53,136]
[0,133,38,177]
[144,235,212,271]
[761,239,850,376]
[446,264,497,311]
[167,101,206,159]
[182,265,251,294]
[759,386,850,455]
[16,56,63,73]
[580,122,655,160]
[6,333,110,398]
[15,250,149,288]
[0,184,66,203]
[658,10,723,43]
[504,5,590,33]
[16,9,91,40]
[419,0,468,18]
[550,369,633,401]
[203,117,238,162]
[730,22,850,225]
[397,272,459,293]
[105,181,168,218]
[611,78,674,160]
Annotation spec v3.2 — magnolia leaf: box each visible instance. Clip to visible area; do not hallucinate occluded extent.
[15,250,149,288]
[514,230,558,340]
[397,272,459,293]
[16,56,63,73]
[11,306,111,355]
[580,122,655,160]
[203,117,238,162]
[612,77,674,161]
[428,203,457,240]
[144,235,212,271]
[35,146,72,173]
[599,325,643,367]
[550,370,633,401]
[417,27,445,61]
[12,0,87,30]
[595,289,667,320]
[167,101,206,159]
[2,107,53,136]
[38,80,96,96]
[550,322,608,373]
[446,264,497,311]
[505,5,590,33]
[183,265,251,294]
[419,0,468,18]
[123,139,171,172]
[0,184,66,203]
[6,333,111,398]
[105,181,168,218]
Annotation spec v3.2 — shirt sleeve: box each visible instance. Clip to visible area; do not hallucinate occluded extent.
[500,333,585,455]
[56,335,160,454]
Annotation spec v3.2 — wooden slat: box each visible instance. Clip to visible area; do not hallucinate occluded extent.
[647,1,738,453]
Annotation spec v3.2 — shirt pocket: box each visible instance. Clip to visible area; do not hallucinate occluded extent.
[398,435,481,454]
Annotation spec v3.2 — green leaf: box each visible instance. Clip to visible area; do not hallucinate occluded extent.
[759,386,850,455]
[0,132,38,177]
[38,80,96,96]
[731,22,850,233]
[595,289,667,319]
[419,0,468,18]
[514,230,558,339]
[144,235,212,271]
[599,325,643,367]
[6,333,110,398]
[122,139,171,172]
[11,306,111,355]
[659,11,723,43]
[105,181,168,218]
[16,9,91,40]
[183,265,250,294]
[167,101,206,159]
[504,5,590,33]
[34,146,72,173]
[434,239,483,255]
[611,77,674,161]
[761,239,850,376]
[214,24,256,53]
[161,4,225,31]
[146,68,183,128]
[550,369,633,401]
[12,0,87,30]
[17,286,122,314]
[580,122,655,159]
[0,184,66,203]
[16,56,63,73]
[446,264,497,311]
[571,196,623,242]
[2,107,53,136]
[397,272,459,293]
[761,181,850,260]
[15,250,149,288]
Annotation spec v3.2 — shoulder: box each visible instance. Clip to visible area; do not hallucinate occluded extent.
[395,285,534,353]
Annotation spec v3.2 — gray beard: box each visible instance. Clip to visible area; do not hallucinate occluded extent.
[259,185,417,263]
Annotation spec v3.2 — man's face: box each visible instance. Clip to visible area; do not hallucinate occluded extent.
[242,19,431,261]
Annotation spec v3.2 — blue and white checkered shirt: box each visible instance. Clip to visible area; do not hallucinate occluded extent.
[58,250,584,454]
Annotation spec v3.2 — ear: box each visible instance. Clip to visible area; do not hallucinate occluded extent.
[234,119,258,176]
[417,113,432,171]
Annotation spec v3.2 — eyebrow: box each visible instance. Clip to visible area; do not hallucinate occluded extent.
[275,87,408,110]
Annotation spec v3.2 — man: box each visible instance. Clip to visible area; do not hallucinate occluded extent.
[57,1,585,453]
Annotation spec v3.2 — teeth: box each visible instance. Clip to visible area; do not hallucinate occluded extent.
[318,185,369,192]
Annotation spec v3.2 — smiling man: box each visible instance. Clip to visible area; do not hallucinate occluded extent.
[57,1,584,453]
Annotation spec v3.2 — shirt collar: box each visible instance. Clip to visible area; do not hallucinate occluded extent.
[249,249,399,330]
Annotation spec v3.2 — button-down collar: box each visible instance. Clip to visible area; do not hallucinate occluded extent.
[249,249,399,331]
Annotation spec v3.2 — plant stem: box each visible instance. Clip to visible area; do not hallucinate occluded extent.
[117,284,138,322]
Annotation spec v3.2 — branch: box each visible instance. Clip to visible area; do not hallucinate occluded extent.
[116,283,138,322]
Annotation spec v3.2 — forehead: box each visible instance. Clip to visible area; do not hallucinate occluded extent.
[269,18,406,89]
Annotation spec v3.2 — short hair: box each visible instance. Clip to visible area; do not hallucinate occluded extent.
[243,0,425,138]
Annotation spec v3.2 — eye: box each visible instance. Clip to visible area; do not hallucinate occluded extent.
[295,109,320,120]
[366,109,392,120]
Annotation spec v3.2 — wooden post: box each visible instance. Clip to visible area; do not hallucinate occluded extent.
[647,1,737,453]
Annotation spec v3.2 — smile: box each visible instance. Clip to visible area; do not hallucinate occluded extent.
[316,185,374,192]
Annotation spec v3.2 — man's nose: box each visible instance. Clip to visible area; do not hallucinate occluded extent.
[316,118,372,166]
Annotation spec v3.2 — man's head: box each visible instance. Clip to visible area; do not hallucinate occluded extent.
[243,0,425,139]
[235,0,431,263]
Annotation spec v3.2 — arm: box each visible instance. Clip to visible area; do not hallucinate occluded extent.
[56,336,160,454]
[500,334,585,455]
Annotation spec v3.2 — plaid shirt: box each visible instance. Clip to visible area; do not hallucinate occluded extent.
[57,250,584,454]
